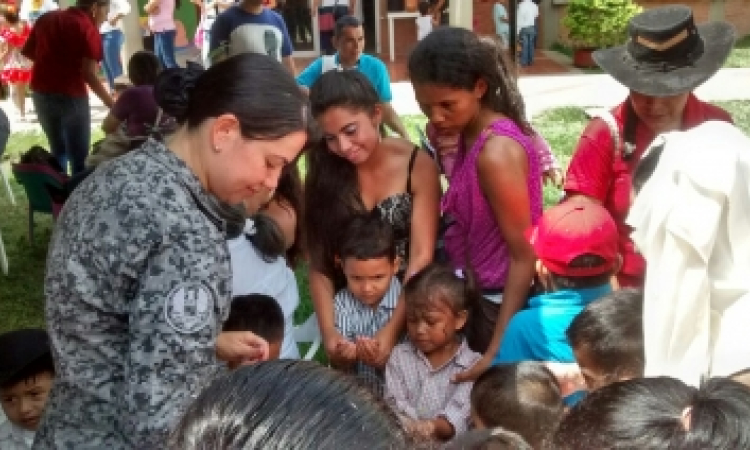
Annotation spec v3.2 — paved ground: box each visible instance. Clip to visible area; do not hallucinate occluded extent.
[392,68,750,118]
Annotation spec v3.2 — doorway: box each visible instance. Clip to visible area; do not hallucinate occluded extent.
[361,0,377,53]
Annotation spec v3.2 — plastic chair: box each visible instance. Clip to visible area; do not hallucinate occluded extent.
[11,163,68,243]
[294,312,321,361]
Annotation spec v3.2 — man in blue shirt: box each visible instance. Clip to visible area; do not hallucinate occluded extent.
[296,15,407,138]
[494,200,620,367]
[210,0,296,73]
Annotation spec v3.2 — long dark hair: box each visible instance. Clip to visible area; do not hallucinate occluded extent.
[304,71,381,282]
[408,27,532,135]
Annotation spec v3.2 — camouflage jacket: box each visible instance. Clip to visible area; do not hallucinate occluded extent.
[33,139,233,449]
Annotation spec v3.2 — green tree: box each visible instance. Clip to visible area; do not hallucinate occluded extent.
[563,0,642,49]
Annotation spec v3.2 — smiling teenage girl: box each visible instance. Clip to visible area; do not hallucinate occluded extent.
[305,70,441,372]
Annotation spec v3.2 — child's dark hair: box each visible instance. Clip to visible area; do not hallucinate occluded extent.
[128,50,161,86]
[267,164,304,267]
[223,294,285,345]
[244,214,287,263]
[549,377,750,450]
[404,264,482,344]
[305,71,380,284]
[549,254,613,290]
[445,428,533,450]
[0,354,55,390]
[566,288,644,380]
[471,362,563,449]
[418,1,430,15]
[408,27,531,135]
[339,213,396,262]
[168,360,409,449]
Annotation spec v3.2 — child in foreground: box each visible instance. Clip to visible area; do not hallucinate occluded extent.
[385,263,481,442]
[331,214,402,396]
[223,294,285,366]
[470,362,563,449]
[0,329,55,450]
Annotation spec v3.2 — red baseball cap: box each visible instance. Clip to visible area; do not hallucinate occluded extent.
[527,200,619,277]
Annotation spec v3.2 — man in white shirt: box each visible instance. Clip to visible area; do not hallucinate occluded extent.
[517,0,538,66]
[100,0,131,91]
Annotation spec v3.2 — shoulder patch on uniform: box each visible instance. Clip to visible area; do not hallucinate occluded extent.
[164,283,215,334]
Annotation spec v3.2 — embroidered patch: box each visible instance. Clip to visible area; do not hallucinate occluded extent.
[164,283,215,334]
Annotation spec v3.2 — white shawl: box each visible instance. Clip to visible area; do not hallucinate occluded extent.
[627,121,750,387]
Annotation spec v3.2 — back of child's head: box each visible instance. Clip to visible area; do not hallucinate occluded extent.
[408,27,530,134]
[418,1,430,15]
[529,200,619,290]
[471,362,563,449]
[404,263,479,317]
[446,428,533,450]
[339,213,396,263]
[223,294,284,359]
[0,329,54,390]
[128,50,162,86]
[549,376,750,450]
[169,360,409,449]
[566,288,644,390]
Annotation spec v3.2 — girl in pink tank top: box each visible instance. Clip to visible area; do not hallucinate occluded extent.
[409,27,542,379]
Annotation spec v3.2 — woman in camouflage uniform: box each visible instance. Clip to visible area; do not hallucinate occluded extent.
[33,54,314,449]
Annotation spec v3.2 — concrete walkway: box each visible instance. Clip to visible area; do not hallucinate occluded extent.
[392,68,750,119]
[4,68,750,134]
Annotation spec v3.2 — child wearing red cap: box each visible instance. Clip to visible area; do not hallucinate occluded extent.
[492,200,620,394]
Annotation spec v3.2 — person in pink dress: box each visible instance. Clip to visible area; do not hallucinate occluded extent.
[0,7,32,121]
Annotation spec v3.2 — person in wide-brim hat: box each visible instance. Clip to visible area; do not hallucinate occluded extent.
[561,4,736,290]
[593,4,735,97]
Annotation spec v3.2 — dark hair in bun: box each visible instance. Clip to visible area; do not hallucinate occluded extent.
[154,54,314,141]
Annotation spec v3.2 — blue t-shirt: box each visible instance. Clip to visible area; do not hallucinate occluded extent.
[209,6,292,62]
[296,53,393,102]
[493,284,611,365]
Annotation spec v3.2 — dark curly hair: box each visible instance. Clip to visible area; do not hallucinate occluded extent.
[408,27,532,135]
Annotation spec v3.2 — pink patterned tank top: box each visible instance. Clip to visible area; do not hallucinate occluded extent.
[441,118,542,289]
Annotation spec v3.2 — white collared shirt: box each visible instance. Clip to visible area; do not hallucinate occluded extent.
[100,0,132,33]
[517,0,538,31]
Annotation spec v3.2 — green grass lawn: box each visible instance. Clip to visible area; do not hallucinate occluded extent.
[2,102,749,334]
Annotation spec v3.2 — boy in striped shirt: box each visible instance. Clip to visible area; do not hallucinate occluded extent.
[332,214,402,397]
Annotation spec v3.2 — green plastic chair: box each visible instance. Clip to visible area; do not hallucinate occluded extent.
[11,163,68,243]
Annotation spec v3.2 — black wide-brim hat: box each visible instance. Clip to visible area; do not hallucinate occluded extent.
[0,328,51,386]
[593,5,736,97]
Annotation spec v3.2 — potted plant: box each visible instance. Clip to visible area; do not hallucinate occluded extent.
[563,0,641,68]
